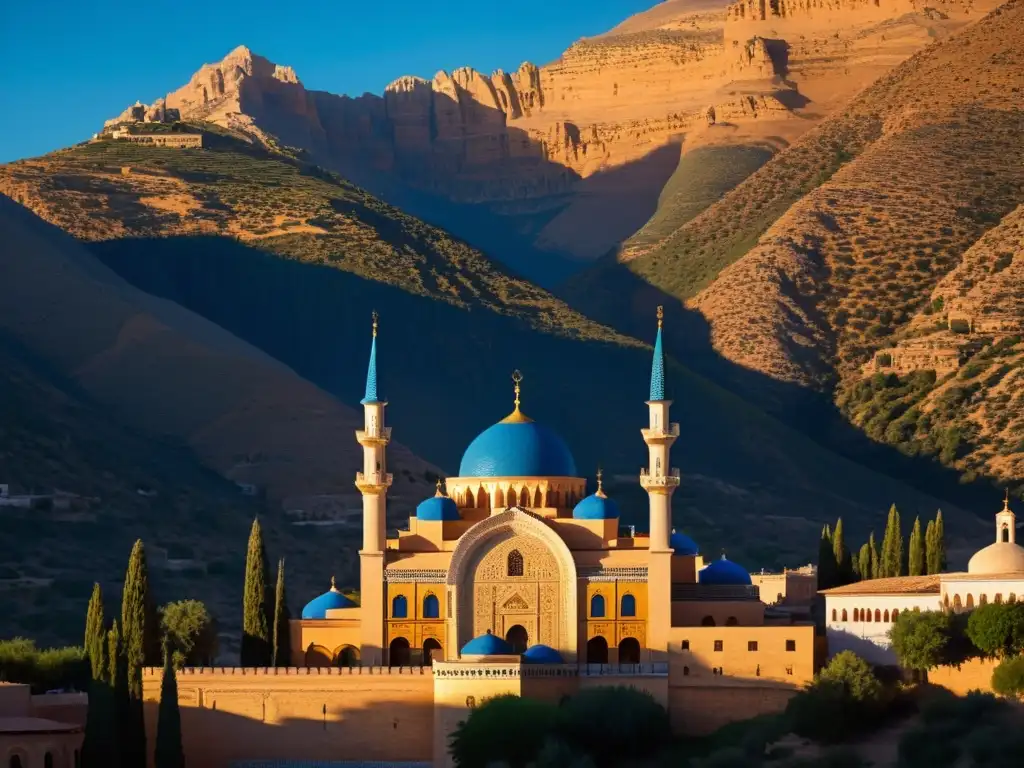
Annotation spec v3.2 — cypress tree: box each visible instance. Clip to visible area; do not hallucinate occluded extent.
[869,532,880,580]
[272,558,292,667]
[817,525,838,590]
[121,541,150,768]
[909,516,925,576]
[109,621,126,768]
[926,519,938,575]
[880,504,904,578]
[242,517,271,666]
[934,509,947,573]
[832,518,851,585]
[84,583,106,680]
[155,642,185,768]
[858,543,871,582]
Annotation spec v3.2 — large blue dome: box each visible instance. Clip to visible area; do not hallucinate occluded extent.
[461,631,514,656]
[301,581,357,619]
[522,644,564,664]
[416,491,460,521]
[670,530,700,556]
[573,492,620,520]
[699,556,752,586]
[459,418,577,478]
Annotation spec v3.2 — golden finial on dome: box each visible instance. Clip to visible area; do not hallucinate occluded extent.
[435,478,445,497]
[595,468,607,499]
[330,575,338,591]
[657,305,664,329]
[500,369,533,424]
[371,310,379,338]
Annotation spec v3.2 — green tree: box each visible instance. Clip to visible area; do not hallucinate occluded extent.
[161,600,218,668]
[880,504,904,578]
[857,543,871,582]
[833,518,851,585]
[109,621,127,768]
[241,517,272,666]
[84,583,106,680]
[966,603,1024,659]
[154,642,185,768]
[448,693,559,767]
[927,510,947,574]
[786,652,884,743]
[817,651,883,704]
[890,610,975,672]
[909,517,925,577]
[818,525,838,590]
[82,625,115,768]
[869,532,880,580]
[559,686,672,767]
[925,520,938,575]
[120,540,152,768]
[272,558,291,667]
[991,656,1024,699]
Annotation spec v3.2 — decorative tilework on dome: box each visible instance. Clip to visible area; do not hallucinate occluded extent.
[698,556,752,586]
[458,420,577,478]
[460,631,514,656]
[522,644,564,663]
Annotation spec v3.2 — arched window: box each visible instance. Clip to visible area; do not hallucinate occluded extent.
[423,638,443,665]
[966,594,975,609]
[701,616,716,626]
[305,643,332,667]
[853,608,859,622]
[507,550,524,577]
[1010,593,1017,604]
[334,645,360,667]
[586,636,609,664]
[506,625,529,654]
[831,609,837,621]
[391,595,408,619]
[725,616,739,626]
[591,594,606,618]
[892,609,899,621]
[388,637,411,667]
[874,609,881,622]
[618,637,641,664]
[883,610,890,622]
[842,609,848,621]
[683,665,690,675]
[865,609,872,623]
[980,594,988,606]
[1003,525,1010,543]
[953,594,962,611]
[995,593,1003,604]
[423,594,440,619]
[621,594,637,617]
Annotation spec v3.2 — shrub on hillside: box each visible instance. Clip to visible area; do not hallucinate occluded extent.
[0,638,89,693]
[785,652,887,743]
[991,655,1024,699]
[557,686,672,766]
[898,691,1007,768]
[966,602,1024,658]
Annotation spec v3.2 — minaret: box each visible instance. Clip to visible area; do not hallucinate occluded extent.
[997,490,1016,544]
[640,305,679,656]
[355,311,392,666]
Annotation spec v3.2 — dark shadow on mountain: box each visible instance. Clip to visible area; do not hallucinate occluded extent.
[552,259,1001,548]
[764,39,791,78]
[772,89,810,111]
[90,236,979,569]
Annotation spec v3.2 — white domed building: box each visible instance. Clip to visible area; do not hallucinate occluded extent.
[823,494,1024,665]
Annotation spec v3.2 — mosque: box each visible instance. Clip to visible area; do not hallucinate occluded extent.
[140,308,816,768]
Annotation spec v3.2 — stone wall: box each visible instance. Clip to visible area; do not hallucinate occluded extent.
[141,666,434,768]
[928,658,999,695]
[670,684,798,735]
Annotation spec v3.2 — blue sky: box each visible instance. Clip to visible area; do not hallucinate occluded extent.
[0,0,654,163]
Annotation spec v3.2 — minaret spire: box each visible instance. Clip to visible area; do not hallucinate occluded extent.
[650,305,666,401]
[501,369,532,424]
[361,310,380,405]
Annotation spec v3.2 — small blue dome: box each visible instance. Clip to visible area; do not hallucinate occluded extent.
[459,417,577,478]
[573,492,620,520]
[416,492,460,521]
[670,530,700,556]
[461,631,514,656]
[522,644,564,664]
[699,556,752,586]
[301,582,357,619]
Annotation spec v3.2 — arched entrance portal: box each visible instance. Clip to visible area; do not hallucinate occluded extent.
[334,645,360,667]
[423,638,443,664]
[388,637,410,667]
[586,636,609,664]
[506,624,528,654]
[618,637,641,664]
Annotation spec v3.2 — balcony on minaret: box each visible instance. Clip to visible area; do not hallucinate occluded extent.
[639,468,681,491]
[641,422,680,443]
[355,470,394,493]
[355,425,392,446]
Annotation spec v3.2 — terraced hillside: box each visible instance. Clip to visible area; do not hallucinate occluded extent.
[563,0,1024,491]
[0,132,974,571]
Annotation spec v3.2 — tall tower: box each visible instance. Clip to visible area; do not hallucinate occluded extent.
[355,311,392,665]
[997,490,1016,544]
[640,306,679,655]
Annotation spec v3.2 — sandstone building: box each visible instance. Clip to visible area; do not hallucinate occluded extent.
[143,307,816,766]
[0,683,83,767]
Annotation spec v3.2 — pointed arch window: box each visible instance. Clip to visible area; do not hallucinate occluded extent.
[391,595,408,619]
[507,549,524,577]
[621,594,637,617]
[841,609,848,622]
[422,594,439,619]
[590,594,606,618]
